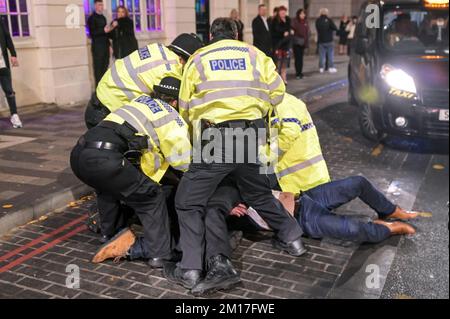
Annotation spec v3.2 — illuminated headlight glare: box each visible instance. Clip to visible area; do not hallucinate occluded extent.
[395,117,407,127]
[381,64,417,94]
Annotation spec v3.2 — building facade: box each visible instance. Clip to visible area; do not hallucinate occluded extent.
[1,0,360,113]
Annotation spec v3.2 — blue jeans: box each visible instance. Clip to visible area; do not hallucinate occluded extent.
[318,42,335,69]
[297,176,395,243]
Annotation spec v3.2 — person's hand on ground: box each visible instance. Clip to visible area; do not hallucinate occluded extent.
[230,204,248,217]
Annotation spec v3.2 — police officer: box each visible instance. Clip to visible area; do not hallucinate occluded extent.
[71,77,192,268]
[164,18,306,291]
[269,93,331,193]
[85,33,203,129]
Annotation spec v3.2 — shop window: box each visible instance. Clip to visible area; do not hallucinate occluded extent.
[146,0,162,31]
[0,0,30,37]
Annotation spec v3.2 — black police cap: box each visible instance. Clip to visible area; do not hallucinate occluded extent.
[168,33,204,60]
[153,77,181,99]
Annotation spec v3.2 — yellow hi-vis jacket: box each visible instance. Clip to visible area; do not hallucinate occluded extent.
[103,95,192,183]
[271,94,330,194]
[97,43,183,113]
[179,39,285,126]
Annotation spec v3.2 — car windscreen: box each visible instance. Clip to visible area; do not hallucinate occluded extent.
[383,8,449,54]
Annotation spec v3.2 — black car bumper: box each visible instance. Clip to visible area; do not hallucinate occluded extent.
[372,89,449,139]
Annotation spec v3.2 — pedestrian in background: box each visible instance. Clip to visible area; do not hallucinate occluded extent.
[338,15,351,55]
[0,18,21,128]
[230,9,245,41]
[346,16,358,56]
[315,8,338,74]
[267,6,279,27]
[252,4,272,57]
[291,8,309,79]
[109,6,139,60]
[271,6,292,84]
[88,0,113,86]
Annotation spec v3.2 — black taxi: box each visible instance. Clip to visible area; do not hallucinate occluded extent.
[349,0,449,140]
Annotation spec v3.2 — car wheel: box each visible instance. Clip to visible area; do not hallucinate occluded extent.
[359,104,381,141]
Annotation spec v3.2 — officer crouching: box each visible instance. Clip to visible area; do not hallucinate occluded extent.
[70,77,192,268]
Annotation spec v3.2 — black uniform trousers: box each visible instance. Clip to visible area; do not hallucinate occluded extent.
[176,161,303,270]
[70,143,172,259]
[92,47,110,86]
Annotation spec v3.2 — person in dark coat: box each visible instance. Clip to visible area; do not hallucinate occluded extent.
[230,9,245,41]
[315,8,338,73]
[338,15,351,55]
[291,8,309,79]
[109,6,139,59]
[88,0,112,86]
[0,18,21,128]
[271,6,292,84]
[252,4,272,57]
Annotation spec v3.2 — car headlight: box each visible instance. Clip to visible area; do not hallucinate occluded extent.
[380,64,417,94]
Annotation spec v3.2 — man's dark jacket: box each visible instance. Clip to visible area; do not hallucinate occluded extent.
[88,12,110,54]
[315,15,338,44]
[252,15,272,56]
[0,19,17,70]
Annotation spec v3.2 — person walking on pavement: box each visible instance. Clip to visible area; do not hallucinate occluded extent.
[230,9,245,42]
[109,6,139,60]
[71,76,192,269]
[315,8,338,74]
[271,6,293,84]
[291,9,309,79]
[252,4,272,57]
[0,18,22,128]
[164,18,306,293]
[87,0,113,86]
[85,33,203,129]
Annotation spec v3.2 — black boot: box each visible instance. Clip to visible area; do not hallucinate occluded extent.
[191,255,241,297]
[272,237,308,257]
[163,262,202,289]
[148,250,182,269]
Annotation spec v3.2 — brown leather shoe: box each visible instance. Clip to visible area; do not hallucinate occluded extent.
[386,207,419,220]
[92,228,136,263]
[374,220,416,236]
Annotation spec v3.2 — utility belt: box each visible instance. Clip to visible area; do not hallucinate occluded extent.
[77,136,127,153]
[79,121,148,167]
[201,118,267,131]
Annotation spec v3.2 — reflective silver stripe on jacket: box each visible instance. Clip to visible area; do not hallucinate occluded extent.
[151,112,180,128]
[248,47,261,80]
[154,153,161,171]
[194,54,207,82]
[166,149,192,165]
[277,154,325,179]
[124,56,150,95]
[111,64,135,100]
[111,55,178,99]
[179,99,189,111]
[195,80,269,93]
[158,43,172,71]
[271,93,285,106]
[114,106,161,148]
[188,88,271,109]
[268,76,283,91]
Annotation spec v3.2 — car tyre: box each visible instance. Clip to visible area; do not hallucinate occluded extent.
[359,104,381,141]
